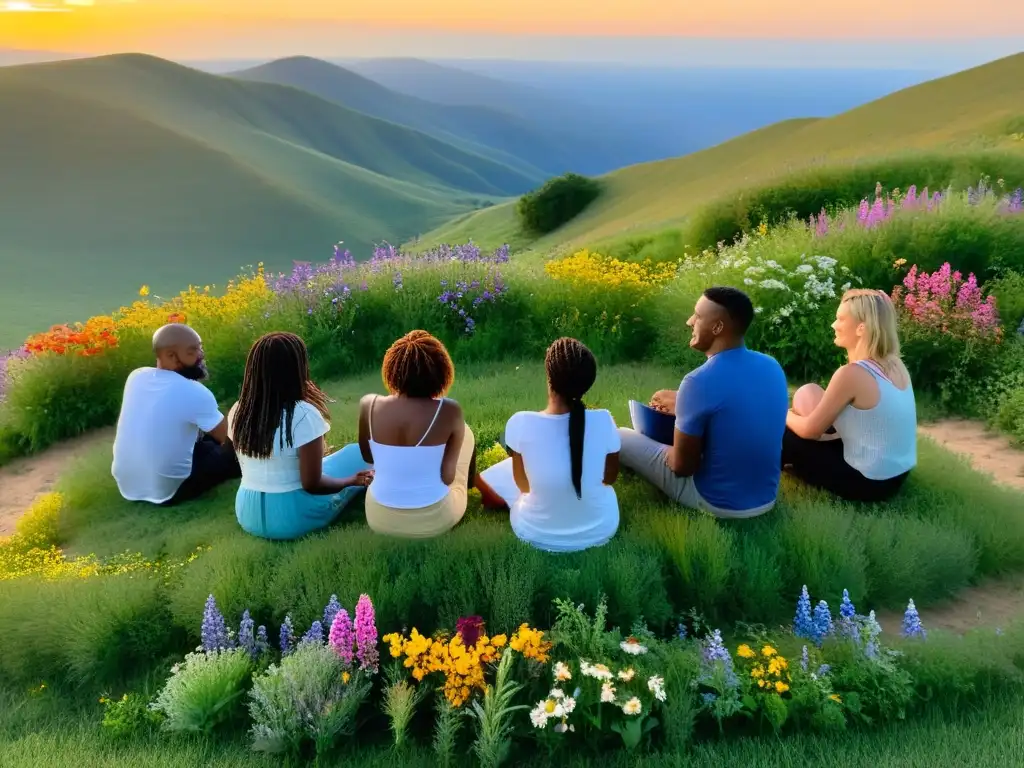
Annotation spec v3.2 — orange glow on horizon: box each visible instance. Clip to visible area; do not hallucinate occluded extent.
[3,1,1023,55]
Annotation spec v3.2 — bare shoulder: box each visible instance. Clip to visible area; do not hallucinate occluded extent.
[441,397,464,421]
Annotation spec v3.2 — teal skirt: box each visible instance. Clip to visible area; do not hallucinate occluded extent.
[235,444,371,541]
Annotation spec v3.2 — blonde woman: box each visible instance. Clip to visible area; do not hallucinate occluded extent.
[783,289,917,502]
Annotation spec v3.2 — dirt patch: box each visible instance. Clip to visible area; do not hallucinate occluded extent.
[876,577,1024,637]
[0,429,113,537]
[920,419,1024,491]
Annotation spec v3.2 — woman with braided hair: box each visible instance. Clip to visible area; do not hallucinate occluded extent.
[477,337,621,553]
[228,332,373,540]
[357,329,476,538]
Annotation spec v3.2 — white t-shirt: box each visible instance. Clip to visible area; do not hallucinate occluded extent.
[505,409,621,553]
[227,400,330,493]
[111,368,225,504]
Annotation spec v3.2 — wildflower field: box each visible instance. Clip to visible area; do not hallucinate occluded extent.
[2,179,1024,765]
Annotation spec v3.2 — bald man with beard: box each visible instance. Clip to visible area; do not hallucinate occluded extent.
[111,323,241,505]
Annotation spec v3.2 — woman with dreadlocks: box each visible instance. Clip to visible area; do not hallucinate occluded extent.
[228,332,374,540]
[476,337,621,552]
[357,329,476,538]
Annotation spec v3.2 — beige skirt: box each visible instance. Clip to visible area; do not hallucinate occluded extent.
[365,426,475,538]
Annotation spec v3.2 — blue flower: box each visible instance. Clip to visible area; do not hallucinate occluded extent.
[255,625,269,657]
[801,645,809,672]
[839,589,856,620]
[301,620,324,646]
[902,598,927,639]
[794,585,815,639]
[676,623,688,641]
[812,600,833,646]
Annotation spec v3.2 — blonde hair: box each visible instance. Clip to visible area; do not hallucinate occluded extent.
[840,289,907,378]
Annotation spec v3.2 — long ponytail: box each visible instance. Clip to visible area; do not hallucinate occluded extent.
[545,337,598,500]
[568,397,586,499]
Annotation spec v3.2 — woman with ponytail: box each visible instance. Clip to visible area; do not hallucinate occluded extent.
[476,337,621,552]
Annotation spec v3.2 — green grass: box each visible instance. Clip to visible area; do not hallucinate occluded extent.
[3,361,1023,691]
[2,685,1023,767]
[418,52,1024,254]
[0,53,533,348]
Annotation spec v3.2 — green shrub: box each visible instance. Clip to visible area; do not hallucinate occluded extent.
[516,173,601,235]
[151,648,253,734]
[988,269,1024,330]
[994,387,1024,444]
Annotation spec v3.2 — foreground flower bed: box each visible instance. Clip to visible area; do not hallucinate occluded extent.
[92,586,1024,765]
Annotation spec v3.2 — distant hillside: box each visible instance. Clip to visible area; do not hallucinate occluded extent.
[346,57,663,174]
[419,53,1024,252]
[233,57,578,178]
[0,53,536,347]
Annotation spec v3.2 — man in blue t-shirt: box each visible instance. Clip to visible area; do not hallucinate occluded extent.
[618,286,789,518]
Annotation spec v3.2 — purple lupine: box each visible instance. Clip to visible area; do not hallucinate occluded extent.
[329,608,355,665]
[863,611,882,659]
[800,645,809,672]
[816,664,831,676]
[354,594,379,672]
[676,623,688,641]
[0,347,29,403]
[279,614,295,655]
[794,585,815,639]
[697,629,738,690]
[323,595,342,632]
[301,620,325,646]
[201,595,231,652]
[255,625,269,657]
[839,589,856,620]
[238,610,256,658]
[902,599,927,639]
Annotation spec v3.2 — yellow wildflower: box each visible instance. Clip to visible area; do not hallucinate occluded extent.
[138,285,150,297]
[761,645,777,658]
[775,681,790,694]
[830,694,842,703]
[342,671,351,685]
[737,644,755,659]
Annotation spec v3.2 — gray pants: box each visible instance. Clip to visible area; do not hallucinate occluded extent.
[617,428,775,519]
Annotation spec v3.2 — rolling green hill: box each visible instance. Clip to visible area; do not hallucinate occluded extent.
[0,53,538,348]
[419,53,1024,253]
[232,56,577,179]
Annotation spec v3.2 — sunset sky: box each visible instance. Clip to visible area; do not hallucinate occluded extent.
[2,1,1023,66]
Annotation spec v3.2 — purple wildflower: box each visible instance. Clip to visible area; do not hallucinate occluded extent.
[0,347,29,403]
[201,595,231,652]
[801,645,809,672]
[329,608,355,666]
[255,625,269,657]
[817,664,831,676]
[323,595,342,632]
[863,611,882,659]
[794,585,815,639]
[698,629,738,690]
[902,599,927,639]
[279,614,295,656]
[238,610,256,658]
[354,594,379,672]
[301,620,324,646]
[676,623,688,641]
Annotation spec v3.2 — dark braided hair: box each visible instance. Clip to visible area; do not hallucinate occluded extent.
[545,337,597,499]
[232,332,332,459]
[381,330,454,399]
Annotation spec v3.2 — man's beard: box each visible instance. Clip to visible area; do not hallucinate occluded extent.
[177,359,209,381]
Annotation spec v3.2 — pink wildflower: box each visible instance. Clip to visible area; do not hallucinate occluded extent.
[329,608,355,665]
[903,265,918,292]
[354,594,379,672]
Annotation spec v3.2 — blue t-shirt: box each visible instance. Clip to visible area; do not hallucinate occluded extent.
[675,346,788,511]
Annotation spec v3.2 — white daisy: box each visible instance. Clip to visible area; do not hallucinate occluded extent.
[622,697,643,716]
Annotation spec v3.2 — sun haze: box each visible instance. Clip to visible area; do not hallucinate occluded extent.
[2,0,1023,57]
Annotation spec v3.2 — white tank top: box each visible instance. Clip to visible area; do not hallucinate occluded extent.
[834,360,917,481]
[367,396,450,509]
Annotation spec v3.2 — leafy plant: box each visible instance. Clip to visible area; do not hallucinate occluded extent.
[467,648,529,768]
[432,690,465,768]
[150,648,253,734]
[382,662,427,750]
[248,642,372,758]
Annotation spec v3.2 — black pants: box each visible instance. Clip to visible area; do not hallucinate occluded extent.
[162,435,241,506]
[781,428,908,503]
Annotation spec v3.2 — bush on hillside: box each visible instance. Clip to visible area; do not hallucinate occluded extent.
[988,269,1024,331]
[684,153,1024,254]
[516,173,601,235]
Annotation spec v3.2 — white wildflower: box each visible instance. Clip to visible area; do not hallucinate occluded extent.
[617,668,636,682]
[759,279,788,291]
[622,697,643,716]
[601,682,617,703]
